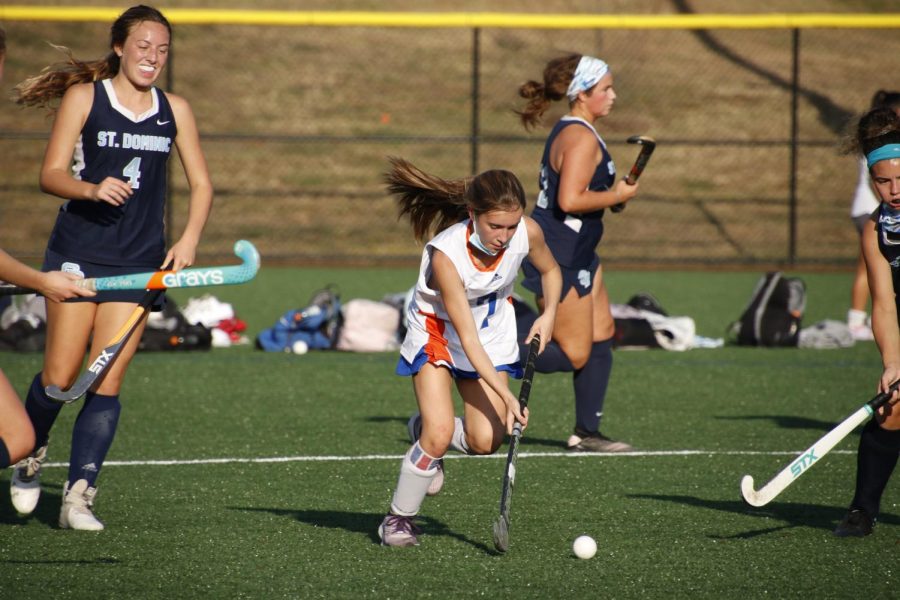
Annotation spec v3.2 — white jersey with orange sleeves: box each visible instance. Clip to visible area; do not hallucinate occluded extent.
[400,218,530,374]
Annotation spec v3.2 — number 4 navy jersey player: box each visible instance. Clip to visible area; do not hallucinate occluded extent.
[517,54,640,453]
[10,5,213,531]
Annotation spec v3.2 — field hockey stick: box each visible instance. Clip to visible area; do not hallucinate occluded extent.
[610,135,656,213]
[43,273,174,404]
[492,333,541,553]
[740,380,900,507]
[0,239,259,296]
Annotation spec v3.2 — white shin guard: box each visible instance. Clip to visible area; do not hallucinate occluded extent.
[390,442,440,516]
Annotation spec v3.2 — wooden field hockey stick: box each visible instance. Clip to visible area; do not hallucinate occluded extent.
[492,333,541,553]
[740,380,900,507]
[610,135,656,213]
[0,240,259,296]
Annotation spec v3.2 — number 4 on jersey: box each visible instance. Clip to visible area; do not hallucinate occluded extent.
[122,156,142,188]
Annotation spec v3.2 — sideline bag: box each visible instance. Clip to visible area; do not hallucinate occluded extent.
[139,298,212,352]
[729,272,806,347]
[256,285,343,352]
[335,299,401,352]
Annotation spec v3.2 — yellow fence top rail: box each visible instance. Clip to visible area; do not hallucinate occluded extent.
[0,7,898,29]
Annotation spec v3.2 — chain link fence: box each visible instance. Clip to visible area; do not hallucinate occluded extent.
[1,12,898,266]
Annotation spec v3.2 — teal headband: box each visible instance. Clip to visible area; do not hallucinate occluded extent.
[867,143,900,169]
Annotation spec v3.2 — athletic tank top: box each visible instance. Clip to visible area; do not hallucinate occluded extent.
[47,79,177,266]
[531,116,616,268]
[876,203,900,314]
[412,218,530,325]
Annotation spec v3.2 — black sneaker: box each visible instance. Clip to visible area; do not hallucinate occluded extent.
[833,509,875,537]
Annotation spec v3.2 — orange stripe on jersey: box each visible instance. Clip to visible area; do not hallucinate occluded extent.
[465,223,505,273]
[422,312,452,365]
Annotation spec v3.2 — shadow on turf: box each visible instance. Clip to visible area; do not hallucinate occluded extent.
[715,414,856,434]
[0,480,64,528]
[629,493,900,538]
[229,506,498,553]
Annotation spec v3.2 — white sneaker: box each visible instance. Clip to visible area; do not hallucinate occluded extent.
[407,413,444,496]
[850,324,874,341]
[59,479,104,531]
[10,444,48,515]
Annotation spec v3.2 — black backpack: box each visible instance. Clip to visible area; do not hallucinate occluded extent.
[729,272,806,347]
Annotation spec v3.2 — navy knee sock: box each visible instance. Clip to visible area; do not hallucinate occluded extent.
[68,392,121,487]
[0,438,10,469]
[521,340,575,374]
[573,339,614,434]
[851,419,900,518]
[851,421,900,516]
[24,372,63,451]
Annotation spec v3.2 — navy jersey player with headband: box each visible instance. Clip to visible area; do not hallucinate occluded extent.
[516,54,640,453]
[834,106,900,538]
[9,5,213,531]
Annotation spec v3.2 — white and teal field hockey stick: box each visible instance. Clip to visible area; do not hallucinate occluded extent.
[0,239,260,296]
[740,380,900,507]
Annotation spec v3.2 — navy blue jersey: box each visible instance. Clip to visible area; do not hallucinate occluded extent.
[876,204,900,314]
[47,79,177,267]
[530,117,616,269]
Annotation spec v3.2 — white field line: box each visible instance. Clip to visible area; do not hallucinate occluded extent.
[39,449,856,469]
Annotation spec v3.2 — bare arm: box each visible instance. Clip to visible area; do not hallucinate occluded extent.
[554,127,638,213]
[39,84,133,206]
[431,249,526,430]
[0,250,94,302]
[862,221,900,399]
[164,93,214,271]
[523,217,561,353]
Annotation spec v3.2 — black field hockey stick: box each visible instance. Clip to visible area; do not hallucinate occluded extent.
[0,240,259,296]
[492,333,540,553]
[45,284,166,405]
[740,380,900,507]
[610,135,656,213]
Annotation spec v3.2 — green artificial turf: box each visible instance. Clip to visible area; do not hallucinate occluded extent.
[1,268,895,599]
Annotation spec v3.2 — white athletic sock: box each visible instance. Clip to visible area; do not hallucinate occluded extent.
[390,442,440,516]
[848,309,868,328]
[449,417,470,454]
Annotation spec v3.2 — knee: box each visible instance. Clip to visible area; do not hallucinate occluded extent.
[3,426,36,464]
[420,423,453,457]
[466,429,504,455]
[564,346,590,370]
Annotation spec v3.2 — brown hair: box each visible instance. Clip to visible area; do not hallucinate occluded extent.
[0,26,6,59]
[15,5,171,110]
[853,107,900,158]
[385,157,526,243]
[515,53,581,130]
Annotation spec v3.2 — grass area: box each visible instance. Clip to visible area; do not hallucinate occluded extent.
[0,267,896,598]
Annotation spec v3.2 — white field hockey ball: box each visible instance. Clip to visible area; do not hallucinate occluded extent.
[292,340,309,355]
[572,535,597,559]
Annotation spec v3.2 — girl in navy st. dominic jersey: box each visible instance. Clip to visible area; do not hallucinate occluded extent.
[835,107,900,538]
[9,5,213,531]
[517,54,640,454]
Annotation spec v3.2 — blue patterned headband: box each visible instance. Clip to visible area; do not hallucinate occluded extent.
[566,56,610,101]
[867,143,900,169]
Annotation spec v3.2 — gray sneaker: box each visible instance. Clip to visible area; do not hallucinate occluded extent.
[10,443,48,515]
[566,431,634,453]
[407,412,444,496]
[59,479,104,531]
[378,514,421,547]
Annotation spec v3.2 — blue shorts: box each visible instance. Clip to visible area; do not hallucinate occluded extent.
[521,254,599,301]
[43,249,166,310]
[396,347,524,380]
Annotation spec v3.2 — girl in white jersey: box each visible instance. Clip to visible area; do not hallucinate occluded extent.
[378,158,561,547]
